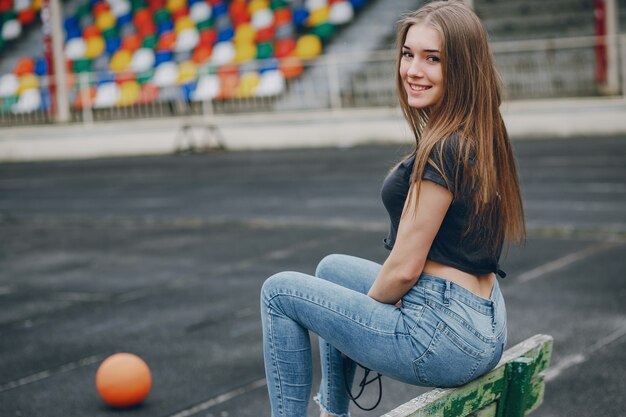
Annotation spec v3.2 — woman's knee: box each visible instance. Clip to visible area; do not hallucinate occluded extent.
[315,254,345,279]
[261,272,290,304]
[261,271,308,306]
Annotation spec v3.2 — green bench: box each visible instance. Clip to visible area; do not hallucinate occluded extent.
[382,334,553,417]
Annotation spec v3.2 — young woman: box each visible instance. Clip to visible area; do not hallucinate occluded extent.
[260,1,525,416]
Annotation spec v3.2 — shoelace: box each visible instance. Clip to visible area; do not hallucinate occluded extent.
[343,360,383,411]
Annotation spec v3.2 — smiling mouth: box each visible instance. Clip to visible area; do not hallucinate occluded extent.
[408,83,431,92]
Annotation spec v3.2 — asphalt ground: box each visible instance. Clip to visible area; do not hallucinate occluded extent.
[1,136,625,417]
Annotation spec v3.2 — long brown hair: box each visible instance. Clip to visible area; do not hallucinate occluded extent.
[395,0,525,253]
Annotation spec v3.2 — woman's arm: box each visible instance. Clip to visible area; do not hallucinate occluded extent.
[367,180,453,304]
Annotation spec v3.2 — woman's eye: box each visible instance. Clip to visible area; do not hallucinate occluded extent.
[427,56,441,63]
[401,51,413,58]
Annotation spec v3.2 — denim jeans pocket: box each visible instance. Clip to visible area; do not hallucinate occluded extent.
[425,298,495,344]
[413,321,485,388]
[401,302,425,332]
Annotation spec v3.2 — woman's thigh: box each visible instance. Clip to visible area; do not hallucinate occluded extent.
[262,270,418,384]
[315,254,381,294]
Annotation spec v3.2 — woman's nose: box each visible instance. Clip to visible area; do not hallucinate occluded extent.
[407,60,423,78]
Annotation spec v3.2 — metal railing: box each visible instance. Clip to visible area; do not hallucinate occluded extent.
[1,34,624,127]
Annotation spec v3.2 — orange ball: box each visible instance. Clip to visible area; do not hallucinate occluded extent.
[95,353,152,408]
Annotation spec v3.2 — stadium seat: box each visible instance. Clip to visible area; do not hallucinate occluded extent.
[0,0,369,113]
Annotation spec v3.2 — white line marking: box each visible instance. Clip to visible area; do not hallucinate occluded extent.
[118,234,345,304]
[0,354,103,393]
[54,292,112,302]
[588,323,626,353]
[516,241,621,283]
[264,236,335,261]
[544,324,626,382]
[168,378,267,417]
[543,354,586,381]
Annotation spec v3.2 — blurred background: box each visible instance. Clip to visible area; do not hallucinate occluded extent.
[0,0,624,128]
[1,0,625,416]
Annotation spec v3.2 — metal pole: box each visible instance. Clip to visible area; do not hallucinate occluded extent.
[202,97,214,122]
[326,54,342,111]
[604,0,620,95]
[621,35,626,100]
[80,72,93,126]
[49,0,70,122]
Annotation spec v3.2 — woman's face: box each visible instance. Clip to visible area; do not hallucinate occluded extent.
[399,24,444,109]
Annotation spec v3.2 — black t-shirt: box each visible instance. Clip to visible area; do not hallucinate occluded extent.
[381,135,505,277]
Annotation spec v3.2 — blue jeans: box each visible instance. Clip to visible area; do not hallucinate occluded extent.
[260,254,507,417]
